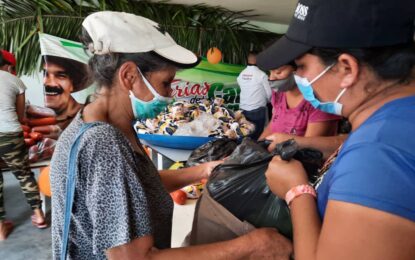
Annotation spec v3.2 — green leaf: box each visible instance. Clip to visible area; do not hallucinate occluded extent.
[0,0,280,75]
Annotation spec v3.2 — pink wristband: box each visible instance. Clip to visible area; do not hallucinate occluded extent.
[285,184,316,206]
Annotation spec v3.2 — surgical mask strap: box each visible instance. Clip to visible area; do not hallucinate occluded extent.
[334,88,347,103]
[136,66,162,98]
[309,63,335,85]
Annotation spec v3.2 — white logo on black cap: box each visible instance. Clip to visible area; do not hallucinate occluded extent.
[294,3,309,21]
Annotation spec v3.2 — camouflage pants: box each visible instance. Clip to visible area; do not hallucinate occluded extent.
[0,131,42,220]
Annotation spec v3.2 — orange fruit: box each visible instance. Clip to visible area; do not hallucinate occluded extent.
[170,190,187,205]
[207,47,222,64]
[38,166,52,197]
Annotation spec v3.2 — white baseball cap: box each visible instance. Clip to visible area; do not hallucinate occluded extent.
[82,11,199,66]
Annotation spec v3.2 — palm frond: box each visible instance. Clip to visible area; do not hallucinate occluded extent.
[0,0,279,75]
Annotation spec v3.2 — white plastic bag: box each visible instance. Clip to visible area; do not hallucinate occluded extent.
[174,112,221,137]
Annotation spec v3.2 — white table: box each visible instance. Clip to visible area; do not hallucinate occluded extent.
[30,160,50,169]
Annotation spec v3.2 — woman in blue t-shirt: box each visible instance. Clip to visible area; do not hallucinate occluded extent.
[258,0,415,259]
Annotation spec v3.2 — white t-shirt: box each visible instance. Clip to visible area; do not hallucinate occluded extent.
[237,65,272,111]
[0,70,26,133]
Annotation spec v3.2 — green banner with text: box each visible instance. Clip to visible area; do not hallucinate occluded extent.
[172,58,243,110]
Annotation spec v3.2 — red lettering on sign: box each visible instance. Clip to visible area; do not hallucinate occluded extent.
[201,82,210,95]
[190,84,200,95]
[171,80,211,98]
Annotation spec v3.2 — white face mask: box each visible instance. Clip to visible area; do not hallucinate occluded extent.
[294,64,347,116]
[136,67,173,103]
[129,67,173,120]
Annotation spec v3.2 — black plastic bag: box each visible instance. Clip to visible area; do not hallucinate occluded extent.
[207,138,293,239]
[186,138,238,167]
[206,138,324,239]
[272,139,323,183]
[292,148,323,183]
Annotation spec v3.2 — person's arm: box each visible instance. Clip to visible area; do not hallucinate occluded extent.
[304,120,338,137]
[159,161,222,192]
[15,93,26,124]
[279,191,415,260]
[317,201,415,260]
[294,135,346,159]
[265,157,320,260]
[258,123,273,140]
[261,74,273,102]
[300,120,341,158]
[106,227,292,260]
[265,145,415,260]
[265,122,347,159]
[286,196,415,260]
[267,133,347,159]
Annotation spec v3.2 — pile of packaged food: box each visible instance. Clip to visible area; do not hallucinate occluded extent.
[23,105,58,163]
[134,98,255,139]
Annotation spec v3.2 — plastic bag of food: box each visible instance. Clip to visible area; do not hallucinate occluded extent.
[206,138,293,239]
[187,138,324,244]
[29,138,56,163]
[186,138,238,167]
[205,138,323,239]
[30,125,62,140]
[174,112,221,137]
[26,104,56,118]
[133,99,255,139]
[182,138,238,200]
[272,139,323,183]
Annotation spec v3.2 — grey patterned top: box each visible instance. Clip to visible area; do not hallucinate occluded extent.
[50,114,173,259]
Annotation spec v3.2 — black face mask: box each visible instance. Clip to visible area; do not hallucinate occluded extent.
[269,73,296,92]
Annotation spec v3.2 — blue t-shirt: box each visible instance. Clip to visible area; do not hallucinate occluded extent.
[316,96,415,222]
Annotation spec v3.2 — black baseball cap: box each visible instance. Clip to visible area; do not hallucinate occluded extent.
[258,0,415,70]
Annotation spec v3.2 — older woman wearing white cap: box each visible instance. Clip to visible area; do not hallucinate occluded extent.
[50,11,292,260]
[259,0,415,259]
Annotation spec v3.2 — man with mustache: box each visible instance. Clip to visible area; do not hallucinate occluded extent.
[37,56,90,138]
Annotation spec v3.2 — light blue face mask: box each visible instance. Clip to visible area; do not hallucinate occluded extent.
[294,64,347,115]
[129,67,173,120]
